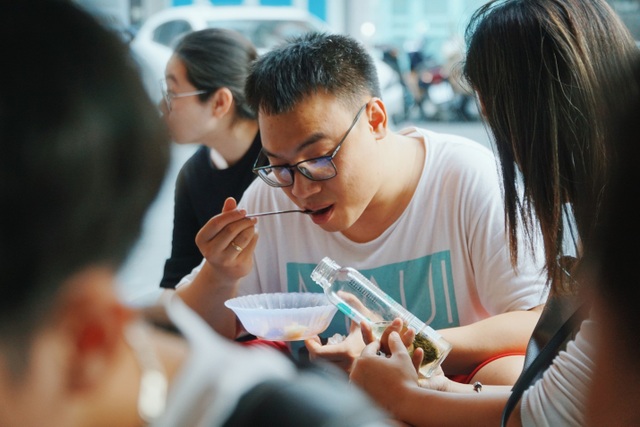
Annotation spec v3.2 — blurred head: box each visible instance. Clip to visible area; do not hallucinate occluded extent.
[162,28,258,144]
[245,32,389,239]
[463,0,639,290]
[0,0,169,421]
[584,59,640,426]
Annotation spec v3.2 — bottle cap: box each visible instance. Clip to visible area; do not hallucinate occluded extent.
[311,257,341,289]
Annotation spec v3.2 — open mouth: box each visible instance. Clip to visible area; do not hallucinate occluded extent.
[308,205,333,219]
[307,205,332,216]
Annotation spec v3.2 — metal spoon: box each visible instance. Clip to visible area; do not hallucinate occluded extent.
[245,209,313,218]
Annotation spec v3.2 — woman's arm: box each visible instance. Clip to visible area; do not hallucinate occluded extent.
[437,305,543,375]
[351,331,523,427]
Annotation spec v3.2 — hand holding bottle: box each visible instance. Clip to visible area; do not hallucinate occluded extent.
[311,257,452,378]
[361,318,422,364]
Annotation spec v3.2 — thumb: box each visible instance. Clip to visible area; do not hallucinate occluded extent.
[222,197,238,213]
[387,331,408,355]
[348,319,361,334]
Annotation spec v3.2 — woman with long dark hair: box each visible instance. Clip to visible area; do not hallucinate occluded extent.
[350,1,640,425]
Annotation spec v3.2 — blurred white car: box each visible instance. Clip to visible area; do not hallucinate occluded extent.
[130,4,406,125]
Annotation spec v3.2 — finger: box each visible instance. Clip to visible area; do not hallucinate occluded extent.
[361,321,375,345]
[348,319,361,334]
[228,240,244,254]
[360,340,381,357]
[304,336,322,351]
[228,222,257,252]
[237,233,259,258]
[196,208,249,245]
[387,331,408,355]
[379,318,404,354]
[411,347,424,373]
[222,197,237,212]
[338,291,370,314]
[382,318,404,339]
[304,337,322,361]
[401,325,416,348]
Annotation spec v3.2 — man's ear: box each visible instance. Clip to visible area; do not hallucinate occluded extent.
[367,98,388,140]
[53,266,135,393]
[209,87,234,118]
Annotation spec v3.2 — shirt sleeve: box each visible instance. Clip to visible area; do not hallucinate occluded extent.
[160,160,207,289]
[520,317,596,426]
[175,258,205,289]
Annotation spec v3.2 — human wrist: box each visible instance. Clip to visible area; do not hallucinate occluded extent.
[392,379,423,420]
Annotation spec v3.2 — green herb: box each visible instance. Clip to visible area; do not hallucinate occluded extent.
[413,333,439,365]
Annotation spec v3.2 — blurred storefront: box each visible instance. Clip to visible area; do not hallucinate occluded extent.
[77,0,640,60]
[76,0,488,61]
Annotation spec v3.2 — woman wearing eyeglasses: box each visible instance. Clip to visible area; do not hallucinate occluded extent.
[158,28,261,291]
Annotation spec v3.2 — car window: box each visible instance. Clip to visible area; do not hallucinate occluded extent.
[206,19,321,51]
[152,20,193,48]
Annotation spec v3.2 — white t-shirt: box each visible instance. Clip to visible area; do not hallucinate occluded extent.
[520,316,595,426]
[179,127,547,338]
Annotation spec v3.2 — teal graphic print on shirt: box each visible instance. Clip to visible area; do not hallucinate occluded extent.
[287,251,460,339]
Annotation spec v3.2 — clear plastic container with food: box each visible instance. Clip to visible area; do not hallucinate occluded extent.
[311,257,452,378]
[224,292,338,341]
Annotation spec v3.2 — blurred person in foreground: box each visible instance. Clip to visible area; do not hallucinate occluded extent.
[349,0,640,425]
[175,30,548,385]
[0,2,392,426]
[584,59,640,427]
[159,28,262,291]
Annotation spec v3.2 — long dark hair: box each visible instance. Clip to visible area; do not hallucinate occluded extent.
[463,0,639,293]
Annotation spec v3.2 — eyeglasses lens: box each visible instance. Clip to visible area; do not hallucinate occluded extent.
[253,101,366,188]
[160,80,171,111]
[301,158,337,180]
[261,168,293,187]
[258,157,337,187]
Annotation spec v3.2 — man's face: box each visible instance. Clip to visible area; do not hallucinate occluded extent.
[257,94,384,237]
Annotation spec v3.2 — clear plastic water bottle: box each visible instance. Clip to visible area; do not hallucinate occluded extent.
[311,256,452,378]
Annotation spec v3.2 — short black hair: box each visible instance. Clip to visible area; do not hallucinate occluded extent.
[245,32,380,115]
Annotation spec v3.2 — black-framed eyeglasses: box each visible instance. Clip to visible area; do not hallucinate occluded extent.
[160,79,208,112]
[252,102,368,187]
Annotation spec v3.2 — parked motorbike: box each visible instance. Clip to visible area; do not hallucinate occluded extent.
[418,65,479,122]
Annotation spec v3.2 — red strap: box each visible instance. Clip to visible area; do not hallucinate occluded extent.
[239,338,291,355]
[447,352,525,384]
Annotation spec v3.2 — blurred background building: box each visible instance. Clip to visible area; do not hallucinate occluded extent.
[75,0,640,63]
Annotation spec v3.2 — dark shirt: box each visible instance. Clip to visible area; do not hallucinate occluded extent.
[160,133,262,288]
